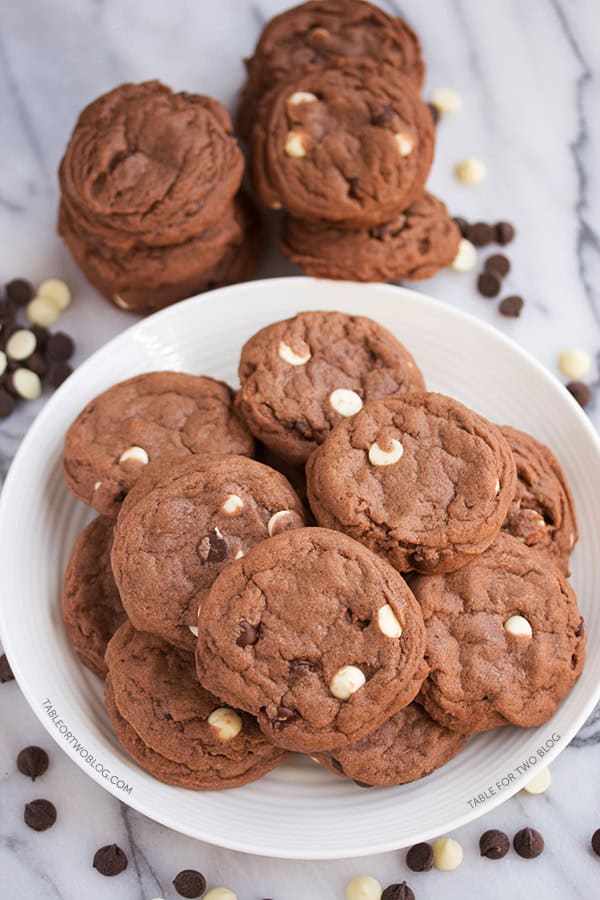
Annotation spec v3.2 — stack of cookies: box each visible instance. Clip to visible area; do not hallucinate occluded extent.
[60,310,585,790]
[58,81,262,316]
[240,0,461,282]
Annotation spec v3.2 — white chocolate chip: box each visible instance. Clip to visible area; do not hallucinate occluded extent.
[329,388,363,417]
[269,200,283,210]
[455,157,487,185]
[113,294,131,310]
[345,875,382,900]
[6,329,36,361]
[504,614,533,638]
[0,350,7,377]
[278,339,311,366]
[330,665,366,700]
[377,604,403,638]
[26,296,61,327]
[431,86,463,114]
[368,439,403,467]
[433,837,464,871]
[93,481,102,491]
[234,549,245,560]
[285,130,308,158]
[569,532,576,549]
[11,368,42,400]
[523,766,551,795]
[288,91,318,106]
[38,278,71,310]
[450,238,477,272]
[494,479,500,495]
[558,348,591,380]
[267,509,296,537]
[394,133,414,157]
[222,494,244,516]
[118,446,149,466]
[204,890,237,900]
[188,625,199,637]
[207,707,243,741]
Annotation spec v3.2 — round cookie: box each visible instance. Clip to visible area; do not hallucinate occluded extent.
[60,516,126,678]
[250,63,434,226]
[281,193,461,282]
[237,310,425,466]
[195,527,428,753]
[412,533,586,734]
[313,702,467,786]
[238,0,424,139]
[105,622,287,790]
[500,425,578,576]
[111,454,306,651]
[63,372,254,517]
[307,392,517,574]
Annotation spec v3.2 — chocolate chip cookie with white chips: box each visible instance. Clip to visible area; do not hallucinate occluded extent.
[412,533,586,734]
[195,527,428,753]
[307,392,517,574]
[236,310,425,466]
[250,62,434,226]
[111,454,305,651]
[63,371,254,517]
[105,622,288,790]
[500,425,578,575]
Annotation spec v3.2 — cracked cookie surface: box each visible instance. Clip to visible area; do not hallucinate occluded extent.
[237,310,425,466]
[307,392,517,574]
[195,527,427,753]
[412,533,586,734]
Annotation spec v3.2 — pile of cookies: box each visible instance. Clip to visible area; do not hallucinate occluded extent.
[58,81,261,316]
[240,0,461,281]
[60,310,585,790]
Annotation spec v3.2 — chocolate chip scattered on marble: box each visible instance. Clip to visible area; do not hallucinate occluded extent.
[406,841,434,872]
[467,222,496,247]
[17,746,49,780]
[591,829,600,856]
[5,278,34,307]
[479,829,510,859]
[382,883,415,900]
[93,843,128,876]
[485,253,511,278]
[566,381,592,408]
[0,653,15,682]
[24,798,57,831]
[513,827,544,859]
[496,221,516,245]
[173,869,207,898]
[477,271,502,298]
[499,295,524,318]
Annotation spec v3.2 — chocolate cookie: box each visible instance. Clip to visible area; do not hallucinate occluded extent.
[195,527,428,753]
[313,702,466,786]
[111,454,305,651]
[250,63,434,226]
[60,516,126,677]
[63,372,254,517]
[412,533,586,734]
[307,392,517,574]
[238,0,424,139]
[500,425,578,575]
[281,193,461,282]
[105,622,287,790]
[237,310,425,466]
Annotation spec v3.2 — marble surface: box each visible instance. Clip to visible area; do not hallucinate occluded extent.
[1,1,600,897]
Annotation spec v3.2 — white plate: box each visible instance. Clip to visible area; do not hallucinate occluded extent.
[1,277,599,860]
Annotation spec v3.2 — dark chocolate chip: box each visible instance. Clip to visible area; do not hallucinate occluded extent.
[331,758,344,773]
[197,528,228,563]
[289,658,316,675]
[496,221,516,245]
[477,271,502,298]
[406,841,434,872]
[353,779,374,788]
[485,253,511,278]
[6,278,34,306]
[173,869,207,898]
[479,828,510,859]
[419,238,430,255]
[274,705,296,724]
[0,386,17,419]
[0,296,17,326]
[382,883,415,900]
[427,102,440,125]
[26,352,48,377]
[468,222,495,247]
[93,844,128,876]
[591,828,600,856]
[47,361,73,388]
[513,827,544,859]
[0,653,15,682]
[30,325,49,350]
[566,381,592,408]
[348,177,361,200]
[372,106,395,126]
[24,798,56,831]
[369,223,389,240]
[576,617,585,637]
[237,620,258,647]
[17,746,49,780]
[46,332,75,361]
[452,216,469,237]
[499,295,524,317]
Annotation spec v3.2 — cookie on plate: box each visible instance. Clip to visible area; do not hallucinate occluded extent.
[237,310,425,466]
[500,425,578,575]
[60,516,126,678]
[307,392,516,574]
[313,701,467,786]
[105,622,287,790]
[237,0,424,139]
[281,193,461,282]
[63,372,254,517]
[412,533,586,734]
[195,527,428,753]
[111,454,305,651]
[250,63,434,226]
